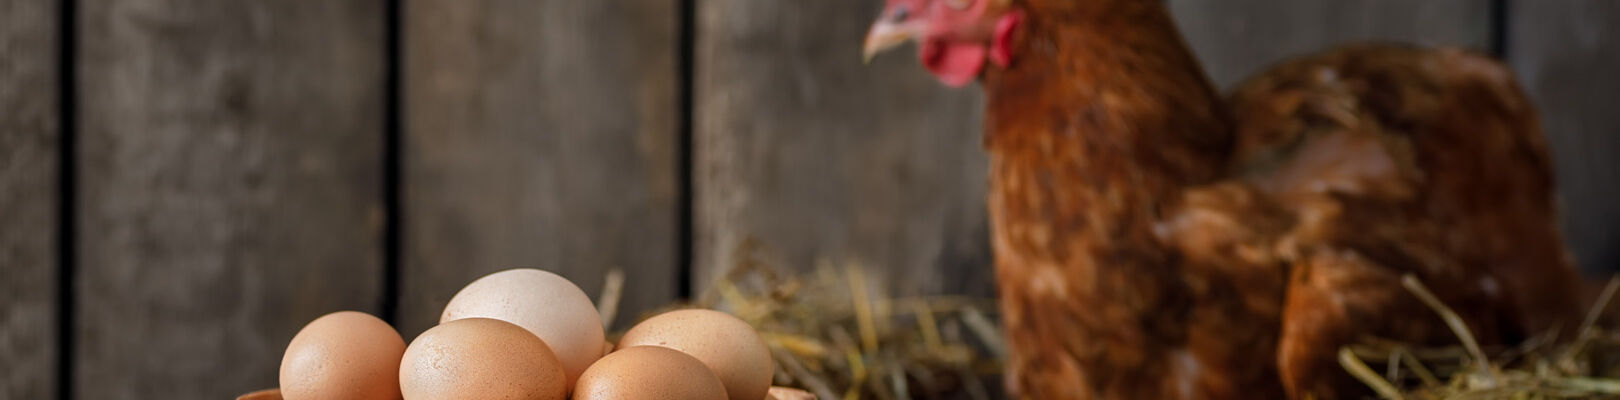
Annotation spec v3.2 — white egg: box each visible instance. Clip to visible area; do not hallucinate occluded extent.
[441,268,604,389]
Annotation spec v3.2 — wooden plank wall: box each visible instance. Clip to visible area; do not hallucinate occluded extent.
[402,0,680,334]
[1510,0,1620,274]
[77,1,385,398]
[0,0,57,398]
[694,0,994,297]
[0,1,1614,399]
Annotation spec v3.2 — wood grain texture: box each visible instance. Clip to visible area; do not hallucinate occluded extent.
[1168,0,1492,88]
[696,0,993,296]
[77,1,384,398]
[1510,0,1620,274]
[402,0,680,333]
[0,0,57,398]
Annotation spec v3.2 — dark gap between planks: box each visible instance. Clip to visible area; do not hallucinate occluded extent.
[1491,0,1511,59]
[381,0,405,325]
[56,0,79,398]
[677,0,698,300]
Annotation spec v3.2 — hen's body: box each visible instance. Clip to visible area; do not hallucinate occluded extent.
[982,0,1583,398]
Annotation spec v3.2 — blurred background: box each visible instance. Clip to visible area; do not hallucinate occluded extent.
[0,0,1615,399]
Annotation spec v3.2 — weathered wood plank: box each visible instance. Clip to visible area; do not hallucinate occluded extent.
[402,0,680,333]
[1510,0,1620,274]
[1168,0,1493,88]
[0,0,57,398]
[77,1,385,398]
[695,0,994,296]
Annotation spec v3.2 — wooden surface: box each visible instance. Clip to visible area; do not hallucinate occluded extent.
[77,1,385,398]
[0,0,57,398]
[1510,0,1620,274]
[402,0,680,333]
[1168,0,1493,88]
[695,0,994,296]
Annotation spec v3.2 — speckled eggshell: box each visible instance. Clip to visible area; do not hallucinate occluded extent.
[440,268,604,388]
[399,318,567,400]
[617,309,773,400]
[279,311,406,400]
[572,346,728,400]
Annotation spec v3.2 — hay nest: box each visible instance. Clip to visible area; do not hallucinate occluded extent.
[601,251,1006,400]
[1344,276,1620,399]
[700,260,1004,400]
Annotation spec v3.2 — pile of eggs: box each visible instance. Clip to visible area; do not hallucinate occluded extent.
[276,268,774,400]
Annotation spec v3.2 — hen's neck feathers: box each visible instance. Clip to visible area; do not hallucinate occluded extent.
[978,5,1250,396]
[982,0,1232,188]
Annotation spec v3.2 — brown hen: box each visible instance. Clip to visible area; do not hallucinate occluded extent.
[862,0,1585,399]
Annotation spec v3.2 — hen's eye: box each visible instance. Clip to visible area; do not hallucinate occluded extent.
[891,5,911,21]
[946,0,971,10]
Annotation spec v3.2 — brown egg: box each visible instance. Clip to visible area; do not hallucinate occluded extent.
[617,309,773,400]
[572,346,727,400]
[400,318,567,400]
[279,311,405,400]
[441,268,604,388]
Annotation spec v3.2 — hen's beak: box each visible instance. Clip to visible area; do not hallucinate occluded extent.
[863,20,917,63]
